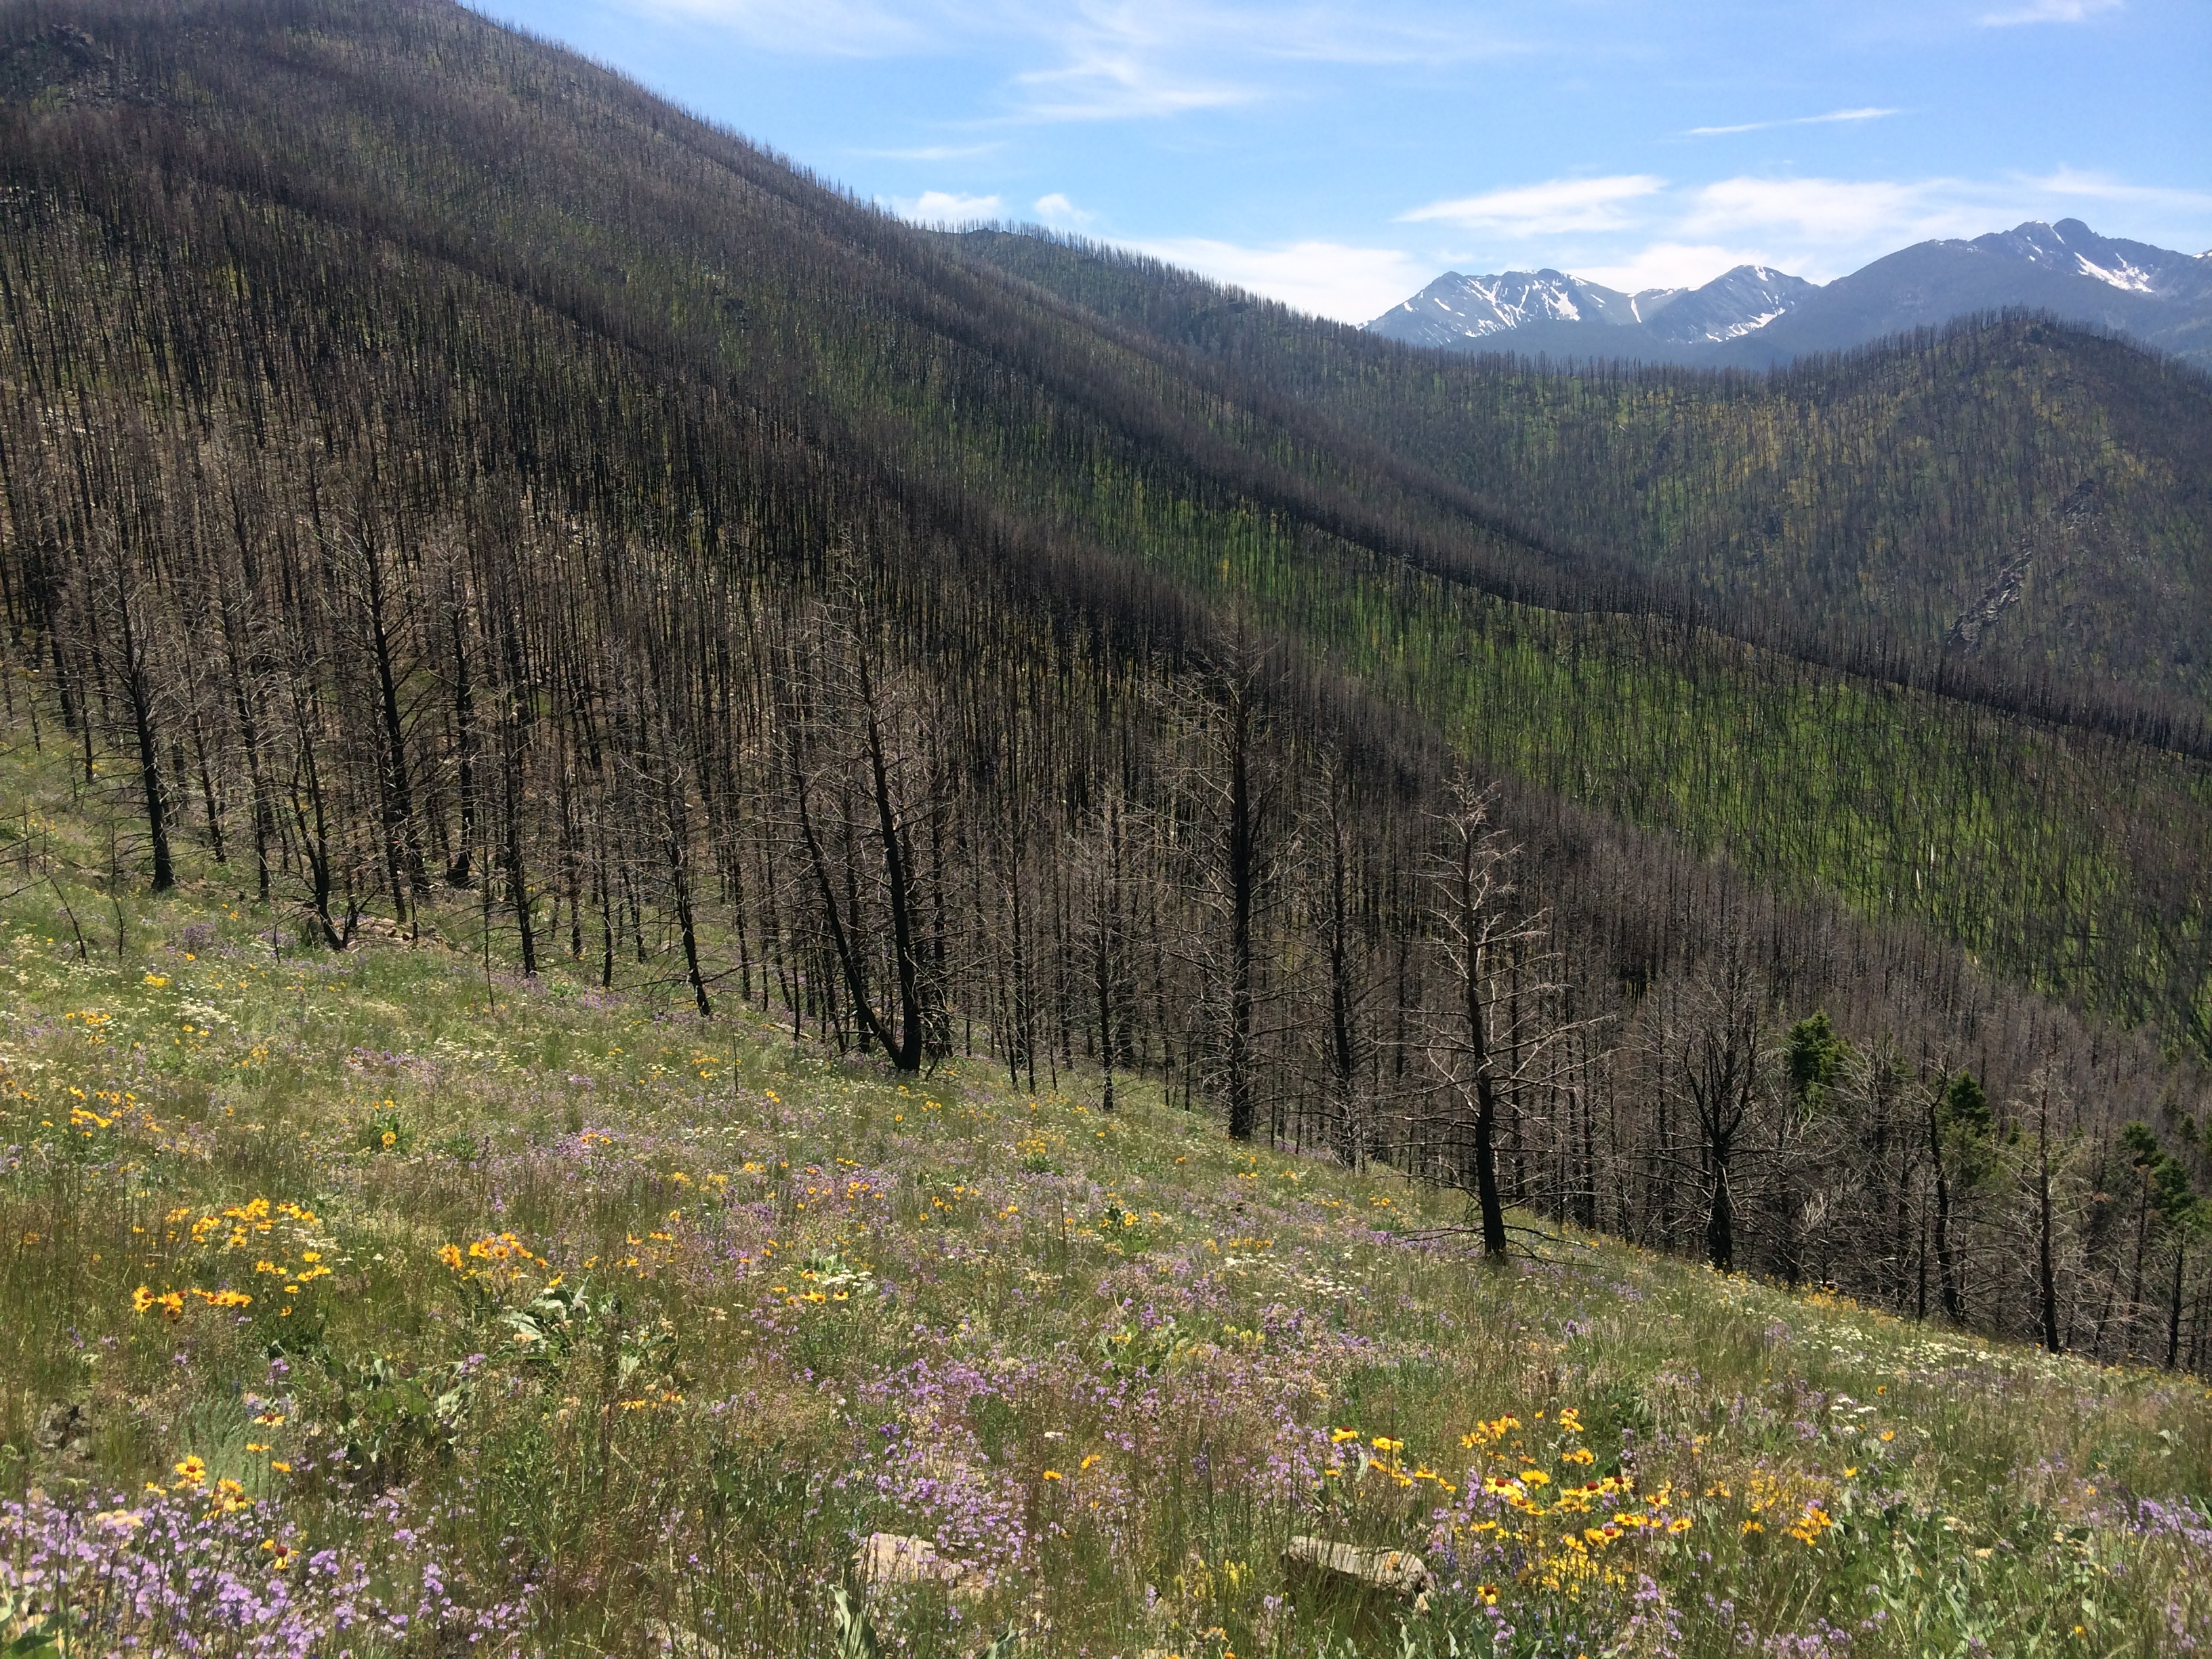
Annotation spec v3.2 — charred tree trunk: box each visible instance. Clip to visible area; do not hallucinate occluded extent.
[115,579,173,891]
[1928,1091,1964,1325]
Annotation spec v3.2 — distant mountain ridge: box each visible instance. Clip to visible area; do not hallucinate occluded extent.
[1376,263,1814,352]
[1375,269,1668,342]
[1368,219,2212,368]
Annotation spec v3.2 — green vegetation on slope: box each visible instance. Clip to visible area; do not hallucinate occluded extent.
[953,231,2212,731]
[1035,471,2212,1051]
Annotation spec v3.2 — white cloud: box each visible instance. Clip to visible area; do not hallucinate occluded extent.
[1131,237,1435,323]
[2022,166,2212,213]
[1399,176,1666,236]
[1536,168,2210,288]
[1006,0,1524,121]
[1032,192,1094,225]
[611,0,1530,127]
[892,189,1004,224]
[1978,0,2121,24]
[1389,168,2203,295]
[1688,106,1900,138]
[1572,243,1787,293]
[1009,20,1257,122]
[1681,176,1990,252]
[625,0,935,56]
[853,142,1003,161]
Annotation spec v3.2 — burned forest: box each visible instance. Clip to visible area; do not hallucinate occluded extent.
[4,0,2209,1383]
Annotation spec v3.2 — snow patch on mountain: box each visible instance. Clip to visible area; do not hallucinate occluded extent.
[1370,262,1815,352]
[1376,270,1650,344]
[1972,219,2208,301]
[1642,265,1817,346]
[1629,288,1686,323]
[2075,254,2155,292]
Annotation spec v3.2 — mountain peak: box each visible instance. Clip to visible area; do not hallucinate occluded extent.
[1969,218,2207,298]
[1368,261,1814,352]
[1372,268,1650,346]
[1366,219,2211,368]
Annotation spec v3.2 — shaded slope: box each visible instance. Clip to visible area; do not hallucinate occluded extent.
[951,228,2212,732]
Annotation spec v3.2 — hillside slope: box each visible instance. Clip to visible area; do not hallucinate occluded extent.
[1,752,2209,1657]
[952,228,2212,733]
[0,0,2209,1362]
[4,1,2211,1064]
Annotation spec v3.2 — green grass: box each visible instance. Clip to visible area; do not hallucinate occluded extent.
[1,727,2209,1658]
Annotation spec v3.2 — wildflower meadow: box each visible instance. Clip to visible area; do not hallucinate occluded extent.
[3,737,2210,1657]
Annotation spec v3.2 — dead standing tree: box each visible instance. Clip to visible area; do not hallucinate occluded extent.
[1317,761,1372,1168]
[1162,618,1281,1142]
[608,649,716,1020]
[783,590,939,1074]
[1422,777,1569,1260]
[1072,785,1132,1112]
[1679,949,1766,1275]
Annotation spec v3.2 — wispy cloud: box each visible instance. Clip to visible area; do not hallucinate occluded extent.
[1681,175,1986,249]
[852,142,1003,161]
[632,1,1526,119]
[627,0,937,56]
[1132,236,1434,323]
[1978,0,2122,25]
[2022,166,2212,212]
[890,189,1004,224]
[1007,5,1258,122]
[1010,58,1255,121]
[1688,106,1900,138]
[1572,243,1782,294]
[1399,176,1666,236]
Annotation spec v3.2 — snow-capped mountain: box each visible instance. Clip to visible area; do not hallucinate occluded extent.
[1640,265,1816,347]
[1373,270,1679,348]
[1370,262,1814,355]
[1972,218,2204,298]
[1366,220,2212,369]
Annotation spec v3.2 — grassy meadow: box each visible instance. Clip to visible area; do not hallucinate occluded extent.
[2,729,2210,1658]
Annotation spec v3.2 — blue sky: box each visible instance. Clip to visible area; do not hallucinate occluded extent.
[483,0,2212,321]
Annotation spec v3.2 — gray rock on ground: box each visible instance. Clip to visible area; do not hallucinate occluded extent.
[1282,1535,1434,1612]
[855,1531,973,1591]
[32,1402,92,1462]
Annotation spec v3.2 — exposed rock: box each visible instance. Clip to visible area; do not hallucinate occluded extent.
[855,1531,972,1591]
[32,1401,92,1462]
[649,1620,730,1659]
[352,915,447,946]
[1282,1535,1433,1611]
[1948,478,2102,653]
[1946,544,2036,651]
